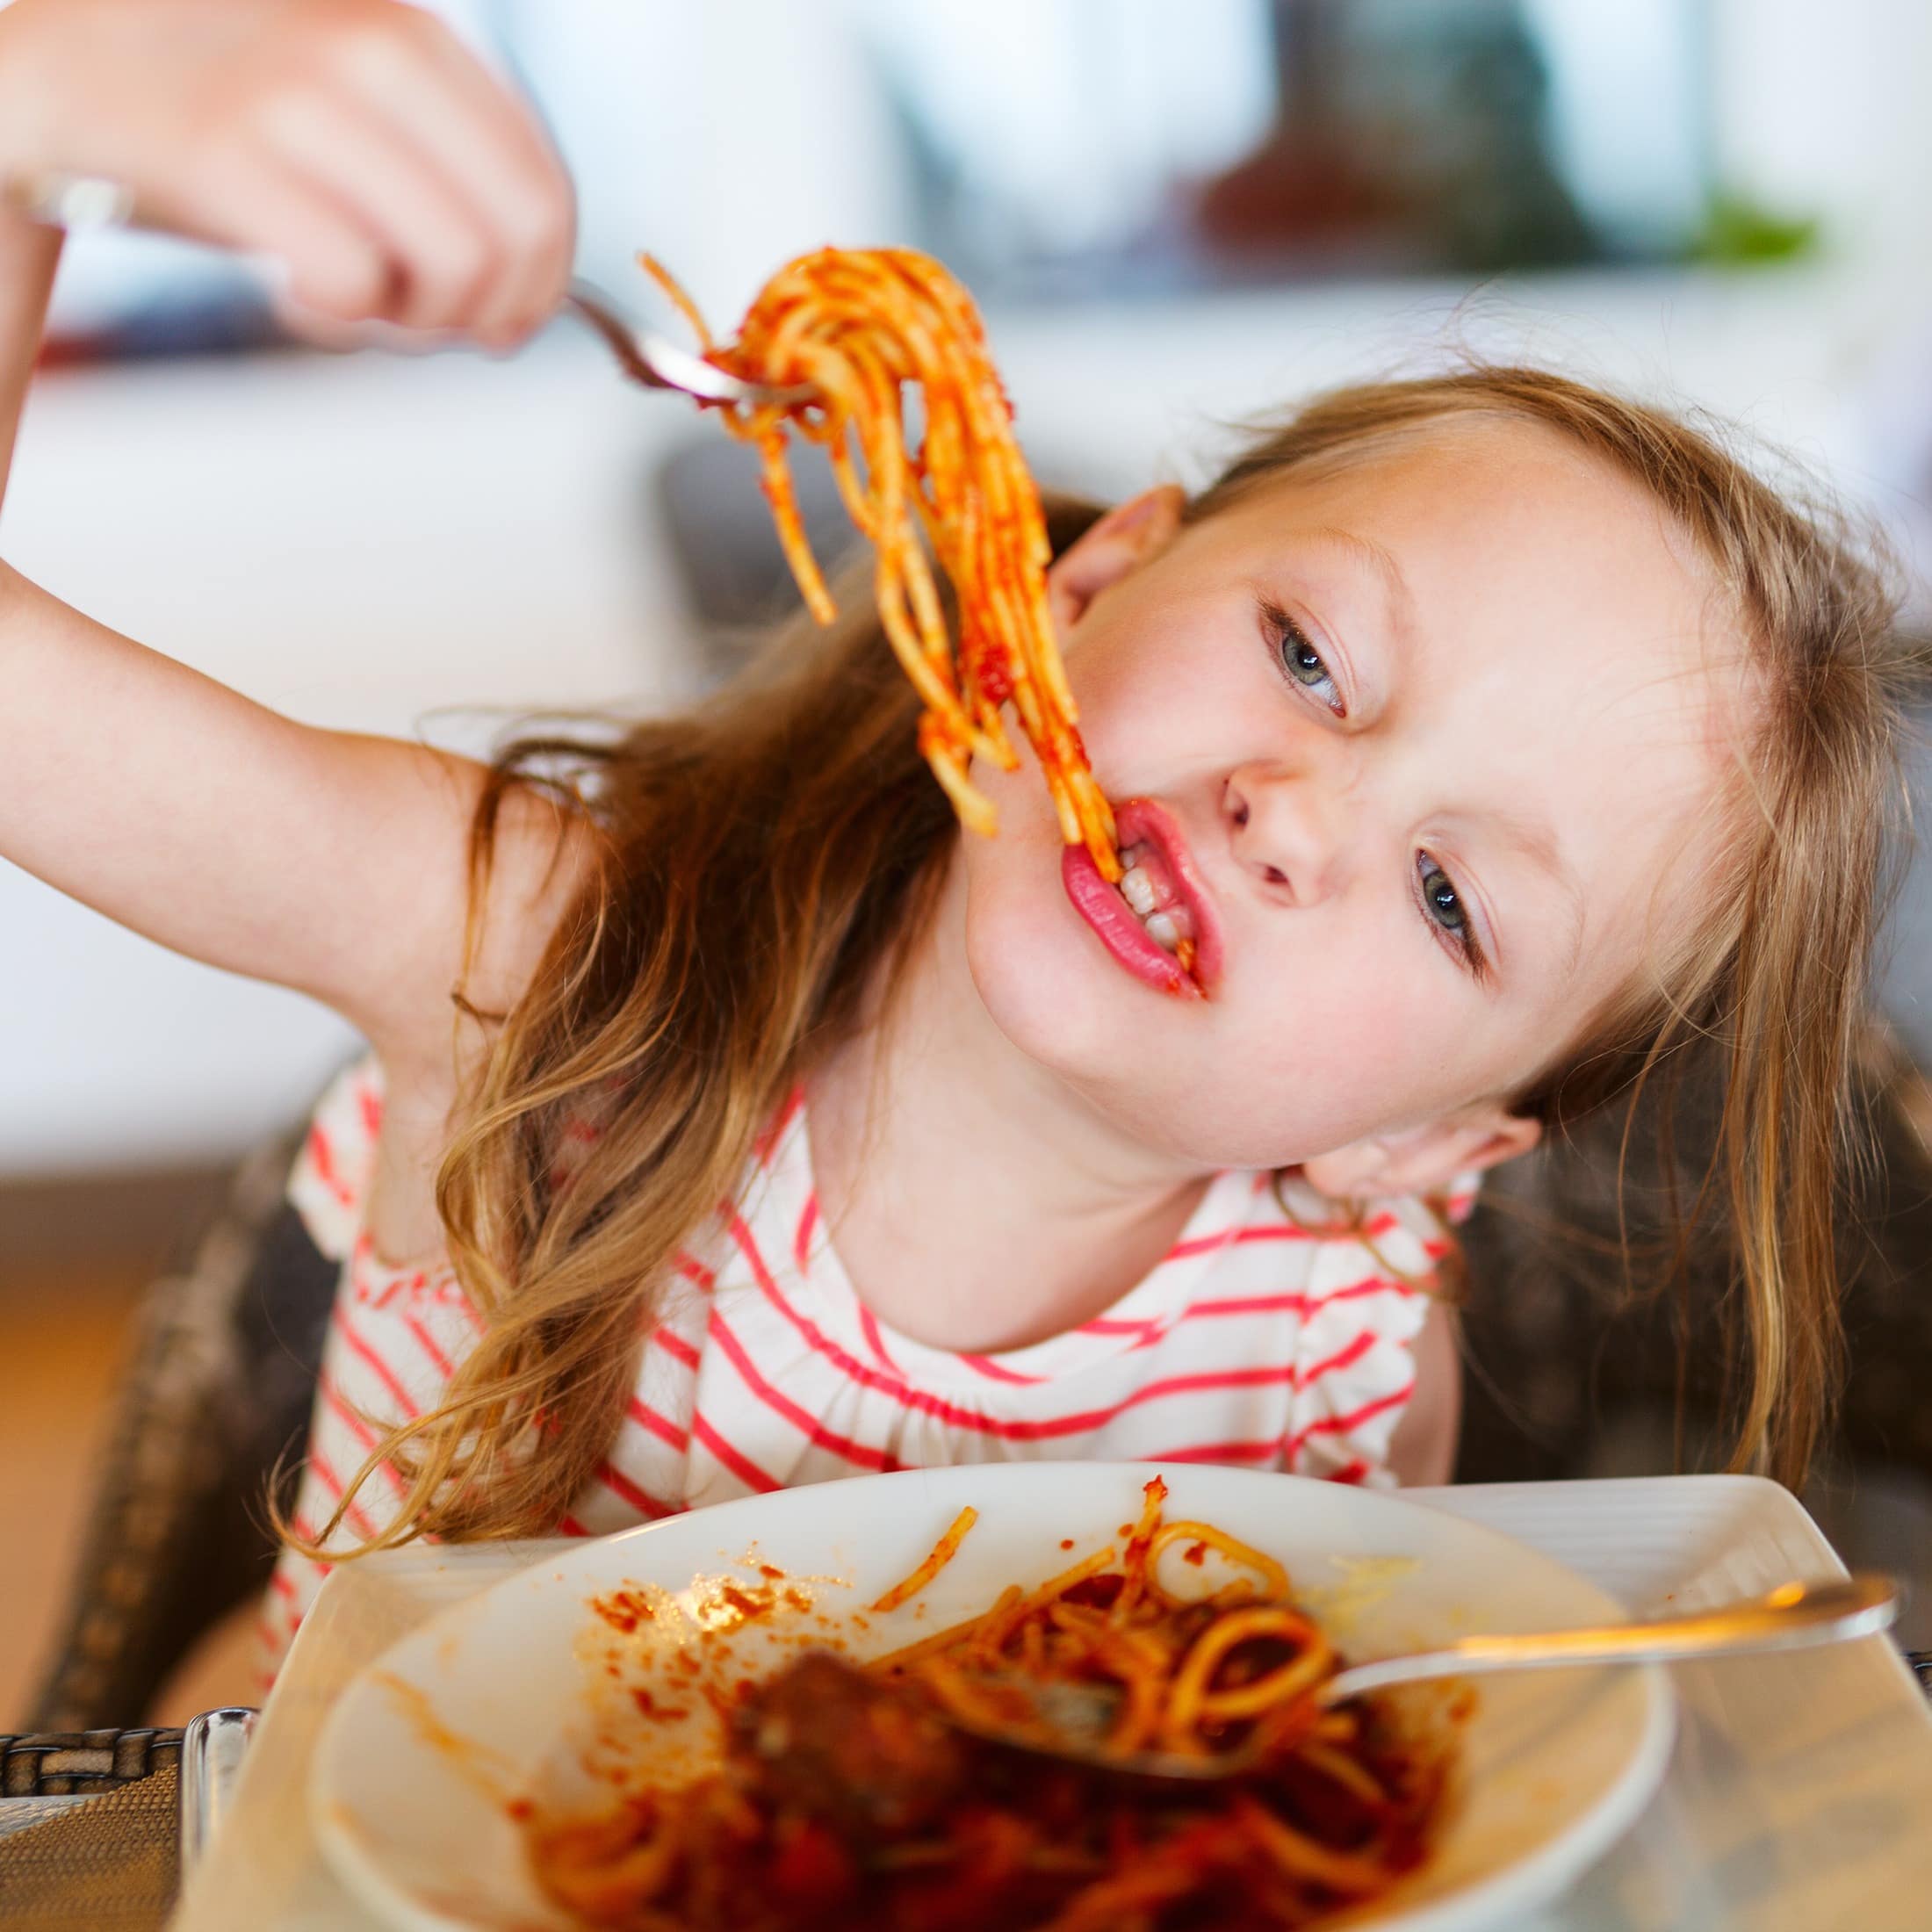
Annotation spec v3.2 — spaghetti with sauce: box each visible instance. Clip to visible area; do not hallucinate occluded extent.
[523,1479,1445,1928]
[642,245,1126,893]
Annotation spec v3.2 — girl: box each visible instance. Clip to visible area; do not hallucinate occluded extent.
[0,0,1913,1690]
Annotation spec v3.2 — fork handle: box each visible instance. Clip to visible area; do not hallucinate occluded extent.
[1321,1572,1900,1704]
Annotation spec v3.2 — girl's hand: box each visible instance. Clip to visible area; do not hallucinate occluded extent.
[0,0,574,346]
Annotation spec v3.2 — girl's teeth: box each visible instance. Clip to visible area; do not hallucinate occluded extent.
[1114,840,1193,955]
[1113,838,1182,950]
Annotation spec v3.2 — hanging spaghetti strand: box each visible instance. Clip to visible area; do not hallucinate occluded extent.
[641,246,1122,883]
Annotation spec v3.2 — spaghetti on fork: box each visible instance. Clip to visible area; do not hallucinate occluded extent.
[642,245,1126,892]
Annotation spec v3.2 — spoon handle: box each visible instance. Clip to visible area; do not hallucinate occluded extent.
[1323,1571,1900,1704]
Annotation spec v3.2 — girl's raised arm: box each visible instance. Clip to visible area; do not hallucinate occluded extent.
[0,217,55,498]
[0,0,589,1082]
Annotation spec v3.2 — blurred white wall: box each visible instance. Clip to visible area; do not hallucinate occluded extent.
[5,0,1932,1175]
[0,337,712,1170]
[509,0,913,323]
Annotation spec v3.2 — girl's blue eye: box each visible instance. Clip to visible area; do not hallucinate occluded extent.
[1266,602,1343,715]
[1418,853,1483,970]
[1285,634,1329,685]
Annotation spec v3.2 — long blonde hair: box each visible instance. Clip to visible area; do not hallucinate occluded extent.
[293,366,1912,1554]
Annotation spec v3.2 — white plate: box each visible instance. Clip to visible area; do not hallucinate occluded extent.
[311,1462,1674,1932]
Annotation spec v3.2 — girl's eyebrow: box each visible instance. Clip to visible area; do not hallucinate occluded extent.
[1484,808,1587,981]
[1303,525,1415,640]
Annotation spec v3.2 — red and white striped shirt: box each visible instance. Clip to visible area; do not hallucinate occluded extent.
[258,1059,1474,1686]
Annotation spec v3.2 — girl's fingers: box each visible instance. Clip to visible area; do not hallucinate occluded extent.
[167,146,396,323]
[323,10,574,342]
[248,83,502,334]
[6,0,575,343]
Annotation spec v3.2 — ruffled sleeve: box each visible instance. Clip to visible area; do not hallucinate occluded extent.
[280,1053,485,1541]
[1265,1167,1482,1488]
[286,1056,387,1262]
[263,1056,488,1688]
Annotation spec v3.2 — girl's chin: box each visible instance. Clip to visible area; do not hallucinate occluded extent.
[965,893,1180,1063]
[963,918,1309,1165]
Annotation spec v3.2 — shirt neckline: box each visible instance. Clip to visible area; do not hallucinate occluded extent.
[740,1087,1273,1394]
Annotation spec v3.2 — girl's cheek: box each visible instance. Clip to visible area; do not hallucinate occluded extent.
[1078,632,1221,761]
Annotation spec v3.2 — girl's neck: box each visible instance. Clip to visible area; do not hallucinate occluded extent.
[804,849,1217,1353]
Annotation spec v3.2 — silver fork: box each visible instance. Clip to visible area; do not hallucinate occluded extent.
[3,168,808,407]
[562,279,811,408]
[926,1569,1900,1781]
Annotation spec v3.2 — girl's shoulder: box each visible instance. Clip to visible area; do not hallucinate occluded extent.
[288,1047,620,1270]
[289,786,600,1272]
[344,775,597,1131]
[287,1055,485,1363]
[284,1052,458,1278]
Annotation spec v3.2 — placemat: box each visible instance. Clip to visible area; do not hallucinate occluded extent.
[0,1763,178,1931]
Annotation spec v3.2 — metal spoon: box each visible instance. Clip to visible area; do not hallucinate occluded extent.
[931,1571,1900,1781]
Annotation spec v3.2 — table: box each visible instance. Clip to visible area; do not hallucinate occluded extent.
[154,1474,1932,1929]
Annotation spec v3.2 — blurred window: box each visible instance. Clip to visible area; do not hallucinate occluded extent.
[859,0,1711,299]
[32,0,1712,356]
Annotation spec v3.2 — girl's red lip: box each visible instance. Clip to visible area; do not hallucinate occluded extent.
[1063,846,1203,998]
[1111,798,1225,988]
[1059,799,1225,999]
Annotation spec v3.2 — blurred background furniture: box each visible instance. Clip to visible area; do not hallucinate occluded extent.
[23,1144,330,1732]
[0,1727,181,1799]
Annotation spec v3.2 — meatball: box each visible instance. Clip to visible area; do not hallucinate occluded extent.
[733,1653,972,1840]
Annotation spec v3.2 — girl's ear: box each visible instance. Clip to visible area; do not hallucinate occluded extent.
[1047,485,1187,631]
[1301,1106,1541,1201]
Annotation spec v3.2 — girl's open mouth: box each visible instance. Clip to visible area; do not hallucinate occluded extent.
[1061,799,1223,998]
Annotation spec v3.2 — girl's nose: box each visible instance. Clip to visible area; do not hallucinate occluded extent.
[1222,761,1352,905]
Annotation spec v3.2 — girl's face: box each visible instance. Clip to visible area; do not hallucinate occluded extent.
[958,417,1740,1180]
